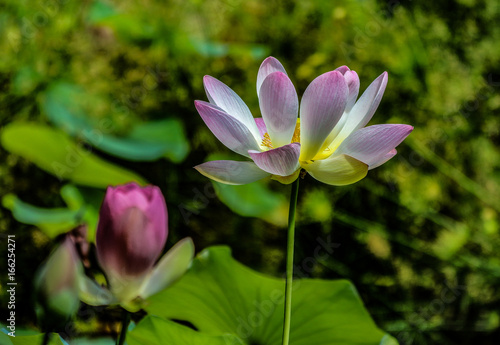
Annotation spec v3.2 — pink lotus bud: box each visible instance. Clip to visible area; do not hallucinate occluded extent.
[96,183,168,280]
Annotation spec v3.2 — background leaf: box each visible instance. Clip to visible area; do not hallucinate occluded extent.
[42,82,190,162]
[0,123,146,188]
[1,185,101,240]
[2,194,79,238]
[206,153,288,226]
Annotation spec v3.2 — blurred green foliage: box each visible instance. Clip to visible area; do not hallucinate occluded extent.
[0,0,499,344]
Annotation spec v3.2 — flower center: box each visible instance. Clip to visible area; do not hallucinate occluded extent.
[291,120,300,144]
[261,120,301,149]
[262,133,273,149]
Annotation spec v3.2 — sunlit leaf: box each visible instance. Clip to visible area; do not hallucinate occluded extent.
[0,123,146,188]
[2,194,79,237]
[1,184,102,241]
[146,246,397,345]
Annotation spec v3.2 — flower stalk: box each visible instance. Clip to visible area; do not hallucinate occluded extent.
[117,310,131,345]
[282,177,300,345]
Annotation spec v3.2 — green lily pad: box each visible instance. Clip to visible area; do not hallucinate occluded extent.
[2,194,80,238]
[128,316,243,345]
[42,82,189,162]
[0,123,146,188]
[146,246,397,345]
[2,185,101,241]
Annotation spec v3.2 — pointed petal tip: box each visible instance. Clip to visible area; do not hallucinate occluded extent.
[335,65,351,74]
[401,124,414,134]
[262,56,279,64]
[202,75,214,87]
[194,160,271,185]
[194,99,211,112]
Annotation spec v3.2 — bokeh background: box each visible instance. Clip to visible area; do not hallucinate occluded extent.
[1,0,499,344]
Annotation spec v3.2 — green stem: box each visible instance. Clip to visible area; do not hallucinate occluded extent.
[41,332,51,345]
[282,177,300,345]
[117,310,131,345]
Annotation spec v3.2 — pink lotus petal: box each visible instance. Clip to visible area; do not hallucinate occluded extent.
[299,71,348,161]
[317,70,360,153]
[259,71,299,147]
[335,124,413,166]
[344,70,360,113]
[341,71,388,136]
[255,117,267,138]
[203,76,260,141]
[195,160,271,185]
[248,142,300,176]
[322,71,388,153]
[195,101,260,157]
[96,183,167,278]
[257,57,287,97]
[369,149,397,170]
[335,66,359,112]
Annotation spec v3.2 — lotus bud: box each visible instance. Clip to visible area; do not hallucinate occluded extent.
[82,183,194,310]
[35,236,82,330]
[96,182,168,300]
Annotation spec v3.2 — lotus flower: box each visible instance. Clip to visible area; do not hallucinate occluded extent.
[195,57,413,185]
[80,182,194,311]
[35,236,82,328]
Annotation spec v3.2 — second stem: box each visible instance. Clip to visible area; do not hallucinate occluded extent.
[117,310,131,345]
[282,177,300,345]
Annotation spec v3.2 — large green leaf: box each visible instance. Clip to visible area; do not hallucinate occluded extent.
[128,316,243,345]
[42,82,189,162]
[0,123,146,188]
[146,246,397,345]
